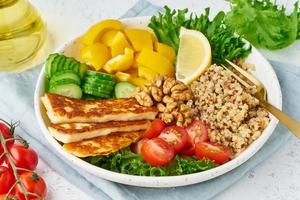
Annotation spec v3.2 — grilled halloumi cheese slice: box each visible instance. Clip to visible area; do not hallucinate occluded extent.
[41,93,158,124]
[63,131,143,157]
[49,120,150,143]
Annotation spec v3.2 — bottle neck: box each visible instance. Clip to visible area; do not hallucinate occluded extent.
[0,0,19,8]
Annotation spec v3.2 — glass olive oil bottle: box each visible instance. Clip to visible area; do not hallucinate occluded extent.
[0,0,46,72]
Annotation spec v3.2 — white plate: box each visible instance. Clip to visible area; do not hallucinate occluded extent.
[34,16,282,188]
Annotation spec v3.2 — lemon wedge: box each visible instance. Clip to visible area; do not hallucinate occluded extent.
[176,27,211,84]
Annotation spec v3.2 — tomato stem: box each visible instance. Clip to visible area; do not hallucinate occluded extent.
[0,131,29,200]
[0,151,5,159]
[15,167,34,173]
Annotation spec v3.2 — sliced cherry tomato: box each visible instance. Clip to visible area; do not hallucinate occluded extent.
[143,119,166,139]
[141,138,174,166]
[6,144,38,172]
[0,166,15,194]
[158,126,188,152]
[14,172,47,200]
[130,138,149,154]
[0,120,15,165]
[186,120,208,144]
[180,120,209,155]
[195,142,232,164]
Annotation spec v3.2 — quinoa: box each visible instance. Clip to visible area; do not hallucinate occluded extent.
[191,64,270,154]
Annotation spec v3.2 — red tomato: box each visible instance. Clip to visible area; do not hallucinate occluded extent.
[143,119,166,139]
[6,144,38,172]
[0,121,15,165]
[141,138,174,166]
[14,172,47,200]
[0,166,15,194]
[195,142,232,164]
[130,138,149,154]
[181,120,209,155]
[159,126,188,152]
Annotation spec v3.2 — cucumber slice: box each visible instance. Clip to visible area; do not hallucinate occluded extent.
[85,70,115,81]
[83,81,114,92]
[50,71,81,85]
[64,57,74,70]
[79,64,87,78]
[49,79,82,99]
[84,76,115,87]
[45,53,59,79]
[82,85,112,98]
[114,82,136,98]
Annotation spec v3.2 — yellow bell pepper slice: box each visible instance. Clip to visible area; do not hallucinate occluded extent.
[81,19,123,45]
[104,48,134,73]
[110,31,133,57]
[80,43,111,71]
[115,71,131,82]
[124,29,153,51]
[137,49,174,76]
[129,76,148,86]
[138,65,158,80]
[99,29,119,46]
[155,42,176,63]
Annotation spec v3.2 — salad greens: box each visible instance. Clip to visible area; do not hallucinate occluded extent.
[225,0,300,49]
[148,6,251,64]
[84,148,217,176]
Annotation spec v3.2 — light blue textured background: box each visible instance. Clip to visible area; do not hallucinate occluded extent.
[0,0,299,199]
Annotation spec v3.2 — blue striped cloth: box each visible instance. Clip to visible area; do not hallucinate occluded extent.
[0,0,299,199]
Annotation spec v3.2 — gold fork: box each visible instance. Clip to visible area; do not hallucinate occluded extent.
[221,59,300,139]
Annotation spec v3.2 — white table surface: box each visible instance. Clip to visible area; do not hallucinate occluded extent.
[29,0,300,199]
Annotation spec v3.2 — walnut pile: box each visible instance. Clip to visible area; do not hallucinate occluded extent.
[134,76,194,127]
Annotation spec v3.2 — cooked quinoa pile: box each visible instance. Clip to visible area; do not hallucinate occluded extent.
[191,64,270,154]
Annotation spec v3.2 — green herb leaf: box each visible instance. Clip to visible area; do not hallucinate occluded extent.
[84,148,217,176]
[225,0,300,49]
[148,6,251,64]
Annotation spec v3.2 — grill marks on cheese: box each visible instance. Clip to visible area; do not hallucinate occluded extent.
[49,120,150,143]
[63,131,143,157]
[41,93,158,124]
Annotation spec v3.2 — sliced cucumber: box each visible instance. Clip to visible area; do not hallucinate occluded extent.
[49,79,82,99]
[79,64,87,78]
[50,71,81,85]
[83,82,114,93]
[84,76,115,87]
[114,82,136,98]
[82,85,112,98]
[85,70,115,81]
[45,53,59,79]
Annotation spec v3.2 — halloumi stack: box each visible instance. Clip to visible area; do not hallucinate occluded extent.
[49,120,150,143]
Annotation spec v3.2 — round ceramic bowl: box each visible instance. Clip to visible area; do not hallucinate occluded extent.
[34,16,282,188]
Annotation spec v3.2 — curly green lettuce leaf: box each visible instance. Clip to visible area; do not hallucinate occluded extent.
[84,148,217,176]
[226,0,299,49]
[148,6,251,64]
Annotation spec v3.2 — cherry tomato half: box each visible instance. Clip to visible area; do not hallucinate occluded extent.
[141,138,174,166]
[159,126,188,152]
[181,120,209,155]
[0,121,15,165]
[14,172,47,200]
[0,166,15,194]
[195,142,232,164]
[143,119,166,139]
[130,138,149,154]
[6,144,38,172]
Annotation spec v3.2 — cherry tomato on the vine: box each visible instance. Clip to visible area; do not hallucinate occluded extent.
[0,166,15,194]
[0,120,15,165]
[14,172,47,200]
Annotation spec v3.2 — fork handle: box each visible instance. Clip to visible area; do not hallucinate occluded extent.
[259,99,300,139]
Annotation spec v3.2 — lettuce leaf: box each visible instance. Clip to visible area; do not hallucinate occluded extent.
[148,6,251,64]
[225,0,300,49]
[84,148,217,176]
